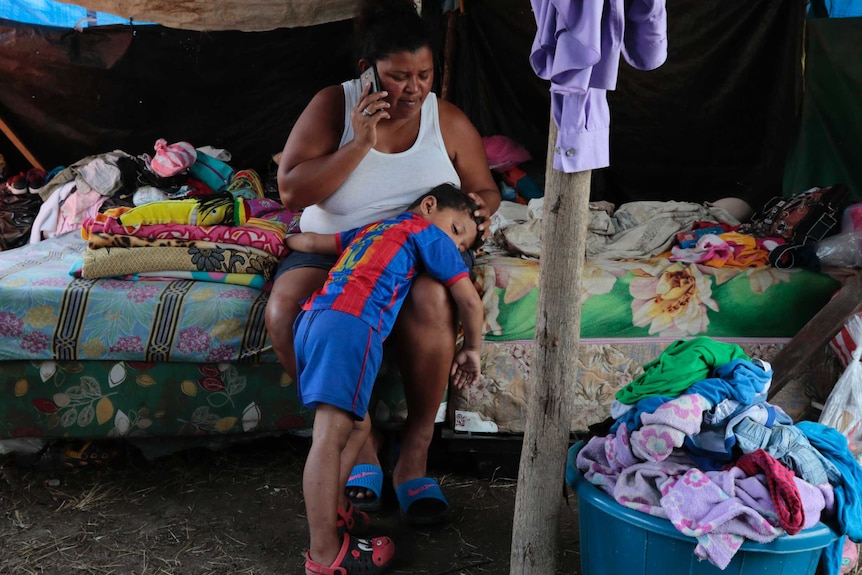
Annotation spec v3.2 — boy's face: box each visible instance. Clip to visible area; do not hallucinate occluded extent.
[422,201,478,253]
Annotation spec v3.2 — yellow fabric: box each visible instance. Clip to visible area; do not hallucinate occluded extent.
[117,195,237,227]
[117,199,198,226]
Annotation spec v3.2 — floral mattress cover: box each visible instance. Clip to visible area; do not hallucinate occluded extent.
[474,254,840,341]
[452,253,842,434]
[0,235,842,442]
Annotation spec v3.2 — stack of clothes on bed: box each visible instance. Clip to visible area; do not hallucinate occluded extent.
[78,193,294,289]
[574,337,862,575]
[26,142,298,289]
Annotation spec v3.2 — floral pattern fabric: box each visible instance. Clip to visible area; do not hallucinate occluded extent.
[0,233,277,363]
[473,254,840,340]
[0,360,313,441]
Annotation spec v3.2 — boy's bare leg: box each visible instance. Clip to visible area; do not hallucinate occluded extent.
[304,404,355,566]
[346,275,454,502]
[338,415,371,508]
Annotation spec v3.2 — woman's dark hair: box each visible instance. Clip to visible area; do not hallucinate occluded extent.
[354,0,434,64]
[409,183,485,250]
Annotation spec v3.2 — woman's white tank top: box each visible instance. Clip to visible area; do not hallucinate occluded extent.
[298,79,461,234]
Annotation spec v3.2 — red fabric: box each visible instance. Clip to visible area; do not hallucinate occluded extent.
[735,449,805,535]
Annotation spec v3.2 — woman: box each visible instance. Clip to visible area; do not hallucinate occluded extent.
[265,0,499,528]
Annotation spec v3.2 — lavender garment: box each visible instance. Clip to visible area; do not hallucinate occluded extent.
[530,0,668,172]
[709,467,827,531]
[630,393,710,462]
[662,468,783,569]
[614,453,695,518]
[661,466,828,570]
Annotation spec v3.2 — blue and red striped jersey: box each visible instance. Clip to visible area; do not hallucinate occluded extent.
[301,212,469,338]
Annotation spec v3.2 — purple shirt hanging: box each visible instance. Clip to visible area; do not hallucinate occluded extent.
[530,0,668,172]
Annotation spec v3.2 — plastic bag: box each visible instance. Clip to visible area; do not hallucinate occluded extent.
[820,314,862,464]
[816,231,862,268]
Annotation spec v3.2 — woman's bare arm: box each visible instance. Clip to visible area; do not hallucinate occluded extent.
[439,100,502,232]
[277,84,388,211]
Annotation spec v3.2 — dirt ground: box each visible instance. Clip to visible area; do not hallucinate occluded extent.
[0,432,583,575]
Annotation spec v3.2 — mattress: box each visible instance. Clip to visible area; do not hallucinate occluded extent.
[452,253,842,434]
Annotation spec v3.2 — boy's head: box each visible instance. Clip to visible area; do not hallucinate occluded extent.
[408,184,483,252]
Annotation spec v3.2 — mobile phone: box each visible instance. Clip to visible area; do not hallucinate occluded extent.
[360,66,380,94]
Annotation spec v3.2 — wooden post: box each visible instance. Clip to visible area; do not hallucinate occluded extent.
[768,270,862,399]
[440,9,458,101]
[0,114,44,171]
[510,118,590,574]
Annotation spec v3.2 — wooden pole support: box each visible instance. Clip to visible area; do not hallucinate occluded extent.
[768,270,862,400]
[0,114,44,171]
[510,118,590,574]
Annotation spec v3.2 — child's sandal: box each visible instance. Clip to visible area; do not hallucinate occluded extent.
[337,500,370,536]
[305,533,395,575]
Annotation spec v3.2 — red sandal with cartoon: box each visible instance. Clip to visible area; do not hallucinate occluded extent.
[305,533,395,575]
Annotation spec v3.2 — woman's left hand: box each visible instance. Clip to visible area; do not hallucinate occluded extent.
[467,191,493,240]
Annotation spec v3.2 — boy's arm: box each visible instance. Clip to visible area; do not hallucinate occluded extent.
[448,276,484,388]
[285,232,340,255]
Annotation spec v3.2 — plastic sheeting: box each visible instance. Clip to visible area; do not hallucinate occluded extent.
[0,0,137,28]
[444,0,804,209]
[601,0,804,208]
[2,0,357,31]
[1,0,805,211]
[783,17,862,201]
[0,19,355,175]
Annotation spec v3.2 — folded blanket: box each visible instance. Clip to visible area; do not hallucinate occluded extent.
[87,232,275,261]
[81,246,277,280]
[82,215,288,259]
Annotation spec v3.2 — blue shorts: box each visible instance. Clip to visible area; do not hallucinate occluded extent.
[293,309,383,419]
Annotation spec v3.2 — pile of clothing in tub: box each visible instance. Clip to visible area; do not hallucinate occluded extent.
[575,336,862,574]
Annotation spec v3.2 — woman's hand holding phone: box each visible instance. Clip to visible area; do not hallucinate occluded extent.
[353,66,390,148]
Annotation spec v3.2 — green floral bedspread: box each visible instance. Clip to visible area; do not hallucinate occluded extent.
[474,255,841,341]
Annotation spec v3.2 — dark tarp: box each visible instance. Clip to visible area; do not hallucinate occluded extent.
[443,0,804,209]
[601,0,805,208]
[2,0,804,212]
[0,18,355,176]
[783,16,862,201]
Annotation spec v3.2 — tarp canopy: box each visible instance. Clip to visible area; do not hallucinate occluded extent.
[1,0,136,28]
[0,0,813,210]
[62,0,357,30]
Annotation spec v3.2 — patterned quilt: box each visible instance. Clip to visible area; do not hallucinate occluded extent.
[474,254,840,341]
[0,233,276,363]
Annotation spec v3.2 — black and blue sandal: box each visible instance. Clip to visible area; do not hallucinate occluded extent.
[345,464,384,513]
[395,477,451,526]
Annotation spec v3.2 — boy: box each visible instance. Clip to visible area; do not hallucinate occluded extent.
[289,183,484,575]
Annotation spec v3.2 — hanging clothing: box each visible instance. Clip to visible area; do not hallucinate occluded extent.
[529,0,668,172]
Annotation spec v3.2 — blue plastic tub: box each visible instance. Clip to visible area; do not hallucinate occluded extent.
[566,442,838,575]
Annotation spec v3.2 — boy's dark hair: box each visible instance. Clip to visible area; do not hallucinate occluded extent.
[409,183,485,251]
[354,0,433,65]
